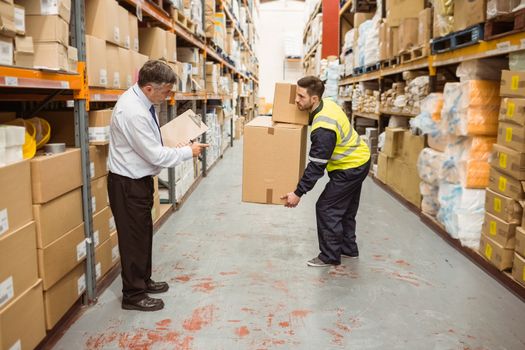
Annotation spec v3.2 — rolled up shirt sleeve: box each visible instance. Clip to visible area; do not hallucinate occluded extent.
[294,127,336,197]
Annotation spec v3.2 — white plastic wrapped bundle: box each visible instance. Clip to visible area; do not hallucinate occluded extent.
[509,50,525,71]
[437,183,485,248]
[440,82,462,135]
[417,148,446,184]
[283,31,302,58]
[342,29,355,54]
[420,182,439,215]
[364,17,380,66]
[357,20,372,67]
[456,59,509,81]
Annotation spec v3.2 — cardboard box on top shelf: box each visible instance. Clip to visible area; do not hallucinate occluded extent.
[0,281,46,350]
[497,121,525,152]
[516,226,525,257]
[118,5,130,49]
[16,0,71,23]
[94,237,112,280]
[485,188,522,223]
[482,212,517,249]
[37,222,86,290]
[33,42,68,71]
[0,1,16,37]
[398,18,418,53]
[242,117,307,204]
[501,70,525,98]
[67,45,77,73]
[418,7,432,47]
[128,11,138,52]
[139,27,168,61]
[479,233,514,271]
[272,83,309,125]
[491,144,525,180]
[453,0,486,32]
[110,230,119,265]
[512,252,525,287]
[0,221,38,311]
[386,0,424,27]
[25,15,68,46]
[88,110,112,145]
[0,160,32,237]
[84,0,119,45]
[13,4,24,35]
[118,47,132,89]
[499,97,525,126]
[106,42,120,89]
[91,175,108,215]
[383,128,405,157]
[33,188,83,248]
[166,31,177,63]
[488,167,524,201]
[0,35,13,65]
[86,35,107,87]
[30,148,82,204]
[92,206,110,249]
[43,262,85,329]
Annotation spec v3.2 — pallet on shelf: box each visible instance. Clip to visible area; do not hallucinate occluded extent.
[484,8,525,41]
[399,45,429,64]
[171,8,196,33]
[364,62,381,73]
[381,56,399,69]
[431,24,484,54]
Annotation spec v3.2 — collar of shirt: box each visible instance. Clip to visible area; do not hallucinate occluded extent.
[309,99,324,123]
[132,83,153,111]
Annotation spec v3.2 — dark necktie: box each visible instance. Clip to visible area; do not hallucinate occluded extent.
[149,105,163,146]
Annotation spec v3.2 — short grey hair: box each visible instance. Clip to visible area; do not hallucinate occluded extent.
[138,60,176,87]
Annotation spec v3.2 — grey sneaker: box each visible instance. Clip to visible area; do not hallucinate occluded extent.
[307,257,331,267]
[341,253,359,259]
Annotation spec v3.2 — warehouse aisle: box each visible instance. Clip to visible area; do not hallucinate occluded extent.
[54,142,525,350]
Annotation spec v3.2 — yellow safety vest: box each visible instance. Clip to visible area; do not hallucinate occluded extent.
[311,99,370,172]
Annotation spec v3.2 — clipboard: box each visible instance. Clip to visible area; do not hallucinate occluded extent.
[160,109,208,147]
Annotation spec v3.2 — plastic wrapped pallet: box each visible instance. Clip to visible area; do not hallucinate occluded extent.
[437,182,485,248]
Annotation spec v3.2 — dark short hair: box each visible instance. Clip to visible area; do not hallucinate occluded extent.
[297,76,324,98]
[138,60,176,87]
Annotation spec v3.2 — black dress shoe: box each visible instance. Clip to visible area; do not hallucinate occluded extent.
[146,280,169,294]
[122,296,164,311]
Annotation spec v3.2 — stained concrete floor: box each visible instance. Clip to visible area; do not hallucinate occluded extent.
[54,141,525,350]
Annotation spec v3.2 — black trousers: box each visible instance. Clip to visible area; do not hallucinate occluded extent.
[108,172,154,302]
[316,160,371,264]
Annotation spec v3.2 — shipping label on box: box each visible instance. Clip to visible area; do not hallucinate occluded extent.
[491,143,525,180]
[499,97,525,126]
[485,188,522,223]
[271,83,309,125]
[501,70,525,98]
[497,121,525,152]
[482,212,517,249]
[13,5,24,35]
[479,233,514,271]
[488,167,524,200]
[0,35,13,65]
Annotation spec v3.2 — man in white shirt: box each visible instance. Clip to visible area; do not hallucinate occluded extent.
[108,60,208,312]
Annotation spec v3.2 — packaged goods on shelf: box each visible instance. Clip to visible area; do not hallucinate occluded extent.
[0,35,13,65]
[454,0,486,32]
[86,35,107,87]
[418,8,432,47]
[0,1,16,37]
[129,12,138,52]
[386,0,424,27]
[33,42,68,71]
[437,182,485,248]
[139,27,168,61]
[320,59,339,99]
[456,59,509,81]
[398,18,419,54]
[0,125,24,166]
[84,0,119,45]
[420,181,440,215]
[432,0,454,37]
[204,0,215,38]
[283,30,302,58]
[487,0,521,19]
[509,51,525,71]
[482,212,518,249]
[357,15,380,67]
[479,233,514,270]
[417,147,446,185]
[17,0,70,23]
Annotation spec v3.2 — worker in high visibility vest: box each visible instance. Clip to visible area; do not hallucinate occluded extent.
[282,76,371,267]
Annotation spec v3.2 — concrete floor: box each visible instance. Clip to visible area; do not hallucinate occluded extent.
[54,141,525,350]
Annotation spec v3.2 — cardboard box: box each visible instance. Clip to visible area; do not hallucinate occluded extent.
[512,253,525,287]
[177,47,199,64]
[501,70,525,98]
[89,145,109,179]
[401,163,422,208]
[491,143,525,180]
[33,42,67,71]
[85,0,119,44]
[106,42,120,88]
[38,222,86,290]
[43,262,85,329]
[118,5,129,49]
[383,127,405,157]
[454,0,486,32]
[0,221,38,310]
[0,280,45,350]
[91,175,108,215]
[479,233,514,271]
[488,167,524,200]
[33,188,83,248]
[30,148,82,204]
[139,27,167,61]
[271,83,309,125]
[497,121,525,152]
[86,35,107,87]
[16,0,71,23]
[377,152,388,183]
[0,160,32,237]
[482,212,517,248]
[418,8,432,46]
[14,35,33,68]
[13,4,23,35]
[128,12,138,52]
[401,130,425,165]
[499,97,525,126]
[398,18,418,53]
[89,110,112,145]
[110,230,119,264]
[379,21,388,60]
[386,0,424,26]
[119,47,132,88]
[515,226,525,257]
[386,157,405,194]
[166,31,177,63]
[67,45,77,73]
[131,50,149,85]
[25,15,68,46]
[0,35,13,65]
[92,206,110,249]
[95,237,112,281]
[242,117,307,204]
[0,1,16,37]
[485,188,522,223]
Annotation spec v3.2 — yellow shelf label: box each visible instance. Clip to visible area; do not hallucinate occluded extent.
[499,176,507,192]
[494,198,502,213]
[512,75,520,90]
[499,153,508,169]
[485,243,493,260]
[490,221,497,236]
[506,127,513,142]
[507,101,516,118]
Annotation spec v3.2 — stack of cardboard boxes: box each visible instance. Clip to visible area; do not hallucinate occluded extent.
[0,159,46,350]
[177,47,203,92]
[242,83,308,204]
[205,62,220,95]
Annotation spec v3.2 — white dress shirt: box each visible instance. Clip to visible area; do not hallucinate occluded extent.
[108,84,193,179]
